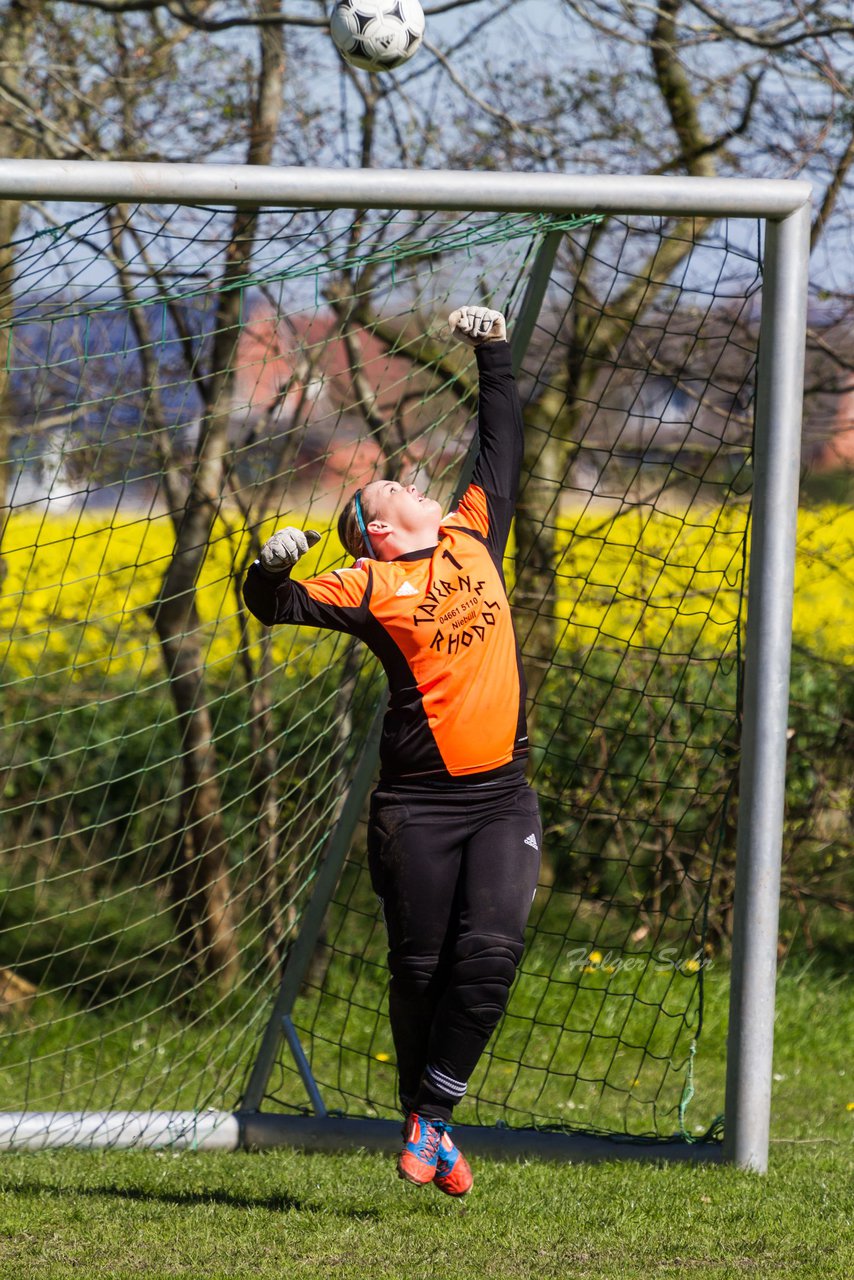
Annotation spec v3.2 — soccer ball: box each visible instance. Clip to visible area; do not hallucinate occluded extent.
[330,0,426,73]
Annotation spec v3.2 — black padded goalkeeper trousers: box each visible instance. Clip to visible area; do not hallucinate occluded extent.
[367,769,542,1120]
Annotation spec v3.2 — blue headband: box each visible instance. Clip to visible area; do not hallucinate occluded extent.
[354,489,377,558]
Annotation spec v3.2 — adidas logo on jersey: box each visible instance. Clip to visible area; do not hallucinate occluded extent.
[395,581,419,597]
[524,833,539,850]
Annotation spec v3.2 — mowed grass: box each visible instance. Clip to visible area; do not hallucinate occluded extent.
[0,962,851,1280]
[0,1146,849,1280]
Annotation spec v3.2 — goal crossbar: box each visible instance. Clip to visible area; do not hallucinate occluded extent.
[0,159,810,219]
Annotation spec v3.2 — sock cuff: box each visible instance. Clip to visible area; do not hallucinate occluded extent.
[424,1064,468,1100]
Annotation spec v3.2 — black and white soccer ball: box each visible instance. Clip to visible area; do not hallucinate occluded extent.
[330,0,425,73]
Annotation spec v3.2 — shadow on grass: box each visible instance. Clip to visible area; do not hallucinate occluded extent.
[1,1176,380,1219]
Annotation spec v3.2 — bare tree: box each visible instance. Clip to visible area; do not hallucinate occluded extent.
[503,0,853,708]
[0,0,39,588]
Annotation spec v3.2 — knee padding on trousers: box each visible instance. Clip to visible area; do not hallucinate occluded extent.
[388,949,443,999]
[447,932,524,1032]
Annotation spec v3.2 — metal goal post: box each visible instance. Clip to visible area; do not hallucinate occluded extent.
[0,161,811,1174]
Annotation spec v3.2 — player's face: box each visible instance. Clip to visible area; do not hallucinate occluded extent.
[363,480,443,541]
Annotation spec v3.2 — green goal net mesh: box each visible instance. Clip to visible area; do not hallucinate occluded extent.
[0,199,766,1144]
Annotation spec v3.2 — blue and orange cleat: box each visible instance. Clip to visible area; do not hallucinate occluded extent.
[397,1113,445,1187]
[434,1127,473,1197]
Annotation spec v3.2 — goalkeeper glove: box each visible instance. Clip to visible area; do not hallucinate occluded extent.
[259,527,321,574]
[448,306,507,346]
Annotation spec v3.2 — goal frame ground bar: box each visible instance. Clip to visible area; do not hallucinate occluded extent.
[0,1110,726,1164]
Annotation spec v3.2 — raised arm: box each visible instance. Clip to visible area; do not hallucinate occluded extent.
[447,307,524,561]
[243,526,372,635]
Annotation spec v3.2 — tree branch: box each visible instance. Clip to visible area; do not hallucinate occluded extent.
[423,0,489,12]
[58,0,493,26]
[59,0,327,27]
[0,76,95,159]
[811,128,854,251]
[688,0,853,51]
[422,37,536,134]
[651,0,716,177]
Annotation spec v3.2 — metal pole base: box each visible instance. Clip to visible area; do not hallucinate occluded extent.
[0,1111,240,1151]
[0,1109,724,1164]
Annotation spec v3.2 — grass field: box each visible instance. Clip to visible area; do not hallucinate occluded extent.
[1,960,850,1280]
[1,505,850,1277]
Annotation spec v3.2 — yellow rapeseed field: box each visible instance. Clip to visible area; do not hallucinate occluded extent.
[0,503,851,686]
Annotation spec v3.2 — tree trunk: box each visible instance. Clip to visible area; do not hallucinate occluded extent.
[0,0,37,587]
[0,212,18,592]
[149,0,286,988]
[305,636,364,993]
[238,588,289,979]
[515,296,598,731]
[514,402,566,718]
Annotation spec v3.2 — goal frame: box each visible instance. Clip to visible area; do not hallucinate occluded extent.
[0,160,812,1173]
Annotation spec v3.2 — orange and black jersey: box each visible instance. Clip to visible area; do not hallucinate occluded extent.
[243,341,528,783]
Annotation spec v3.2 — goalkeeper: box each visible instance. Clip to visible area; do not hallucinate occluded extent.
[243,307,541,1197]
